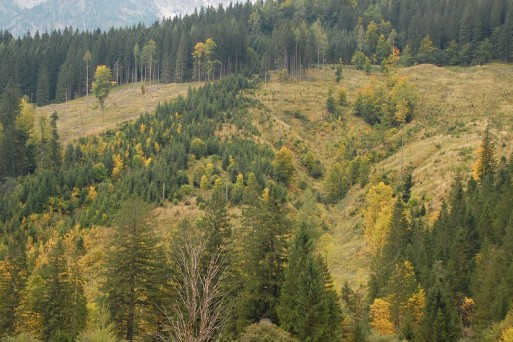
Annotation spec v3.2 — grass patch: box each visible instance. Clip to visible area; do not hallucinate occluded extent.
[36,81,199,143]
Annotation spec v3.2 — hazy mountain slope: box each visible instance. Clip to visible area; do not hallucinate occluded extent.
[2,0,235,36]
[0,2,20,29]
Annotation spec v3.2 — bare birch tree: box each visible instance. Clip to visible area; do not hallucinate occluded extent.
[161,223,229,342]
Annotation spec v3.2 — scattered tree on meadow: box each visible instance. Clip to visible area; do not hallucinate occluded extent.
[92,65,116,122]
[417,35,437,64]
[472,126,496,183]
[351,51,366,70]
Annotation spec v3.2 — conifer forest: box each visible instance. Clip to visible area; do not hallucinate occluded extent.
[1,0,513,341]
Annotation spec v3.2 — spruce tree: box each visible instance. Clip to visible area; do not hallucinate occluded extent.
[0,232,27,337]
[472,126,496,184]
[447,176,478,298]
[419,264,460,342]
[104,197,166,341]
[199,180,231,264]
[277,223,342,341]
[41,238,87,341]
[49,111,61,169]
[238,173,290,326]
[36,64,50,106]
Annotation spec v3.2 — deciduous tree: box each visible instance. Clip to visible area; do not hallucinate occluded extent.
[92,65,116,122]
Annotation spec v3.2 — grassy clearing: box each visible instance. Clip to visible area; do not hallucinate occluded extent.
[252,64,513,289]
[36,81,199,143]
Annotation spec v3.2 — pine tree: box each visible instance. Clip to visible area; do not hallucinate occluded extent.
[104,197,166,341]
[0,233,28,337]
[238,175,290,326]
[277,223,342,341]
[419,264,460,341]
[36,64,50,106]
[49,111,61,169]
[199,180,231,260]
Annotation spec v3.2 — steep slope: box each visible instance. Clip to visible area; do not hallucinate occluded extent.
[35,64,513,289]
[249,64,513,287]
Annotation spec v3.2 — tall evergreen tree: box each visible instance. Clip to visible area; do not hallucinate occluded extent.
[36,64,50,106]
[277,223,342,341]
[49,111,61,169]
[199,180,231,259]
[0,232,28,338]
[20,238,88,342]
[237,174,290,326]
[472,126,496,185]
[104,197,166,341]
[419,263,460,342]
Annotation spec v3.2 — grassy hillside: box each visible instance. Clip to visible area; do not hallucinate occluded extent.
[38,65,513,290]
[250,64,513,288]
[36,81,199,143]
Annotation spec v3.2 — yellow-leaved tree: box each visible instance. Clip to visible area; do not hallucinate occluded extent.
[472,126,496,182]
[364,182,395,255]
[502,327,513,342]
[273,146,295,186]
[92,65,116,122]
[192,42,205,81]
[370,298,395,335]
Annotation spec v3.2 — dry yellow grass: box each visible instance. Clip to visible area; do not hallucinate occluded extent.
[36,81,200,143]
[252,64,513,289]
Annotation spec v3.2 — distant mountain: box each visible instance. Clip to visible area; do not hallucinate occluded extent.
[0,0,236,36]
[0,2,21,29]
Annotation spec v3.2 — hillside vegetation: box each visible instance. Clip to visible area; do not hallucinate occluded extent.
[34,63,513,288]
[1,64,513,341]
[250,64,513,286]
[36,82,196,143]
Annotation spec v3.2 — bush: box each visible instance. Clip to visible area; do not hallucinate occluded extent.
[240,320,297,342]
[92,163,108,182]
[351,51,367,70]
[190,138,206,159]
